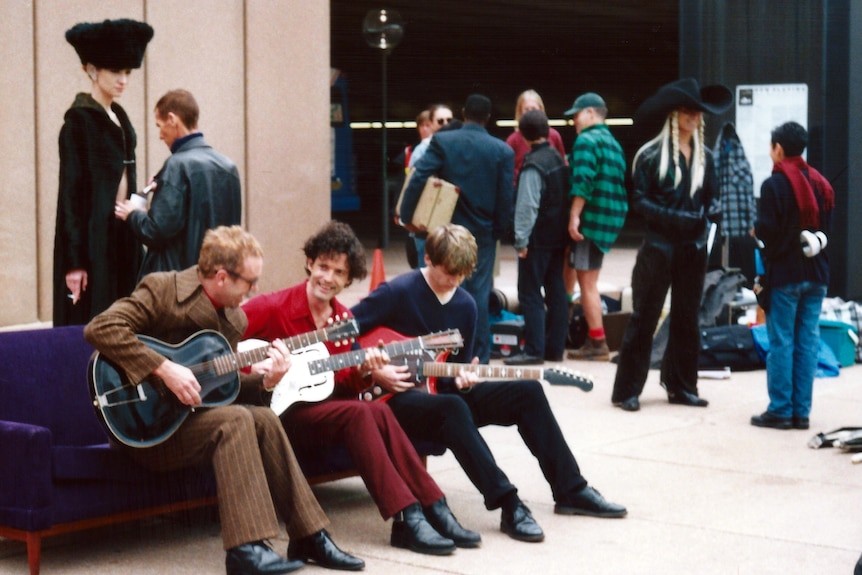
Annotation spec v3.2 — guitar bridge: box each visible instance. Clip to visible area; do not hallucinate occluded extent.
[95,384,147,409]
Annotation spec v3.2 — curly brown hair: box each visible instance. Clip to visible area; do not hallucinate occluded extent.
[302,221,367,284]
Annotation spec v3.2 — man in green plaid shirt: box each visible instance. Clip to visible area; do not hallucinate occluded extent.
[565,93,628,361]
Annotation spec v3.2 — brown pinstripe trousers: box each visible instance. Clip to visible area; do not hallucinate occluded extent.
[127,404,329,550]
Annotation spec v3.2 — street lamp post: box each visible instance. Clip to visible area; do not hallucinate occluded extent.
[362,9,403,249]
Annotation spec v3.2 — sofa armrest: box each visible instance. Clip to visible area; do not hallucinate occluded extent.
[0,420,53,513]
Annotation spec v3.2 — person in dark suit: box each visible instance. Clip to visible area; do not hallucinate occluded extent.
[115,89,242,280]
[398,94,515,364]
[85,226,364,574]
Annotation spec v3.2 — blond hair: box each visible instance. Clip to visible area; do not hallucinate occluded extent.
[424,224,477,278]
[514,89,546,123]
[633,110,706,197]
[198,226,263,276]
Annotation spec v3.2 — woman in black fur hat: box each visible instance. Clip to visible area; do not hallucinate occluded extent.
[53,19,153,326]
[611,78,732,412]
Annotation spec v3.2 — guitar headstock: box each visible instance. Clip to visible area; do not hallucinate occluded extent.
[543,367,594,392]
[325,315,360,348]
[419,329,464,352]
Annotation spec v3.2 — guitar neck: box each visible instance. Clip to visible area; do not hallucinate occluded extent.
[207,326,342,377]
[419,362,544,380]
[305,337,433,376]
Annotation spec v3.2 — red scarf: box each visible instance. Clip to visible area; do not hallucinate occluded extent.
[773,156,835,229]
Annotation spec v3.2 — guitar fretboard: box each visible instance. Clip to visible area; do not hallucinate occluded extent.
[201,323,355,377]
[420,363,543,380]
[306,331,462,376]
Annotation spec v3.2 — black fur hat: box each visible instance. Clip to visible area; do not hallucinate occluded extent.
[66,19,154,69]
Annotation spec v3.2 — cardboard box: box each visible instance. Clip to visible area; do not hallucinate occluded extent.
[568,311,631,352]
[407,176,460,231]
[603,311,632,351]
[491,319,525,358]
[820,319,858,367]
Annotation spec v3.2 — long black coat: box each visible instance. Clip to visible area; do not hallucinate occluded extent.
[53,93,143,326]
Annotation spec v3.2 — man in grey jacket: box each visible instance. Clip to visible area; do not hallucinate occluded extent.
[115,89,241,279]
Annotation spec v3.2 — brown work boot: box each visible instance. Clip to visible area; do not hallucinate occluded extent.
[567,337,610,361]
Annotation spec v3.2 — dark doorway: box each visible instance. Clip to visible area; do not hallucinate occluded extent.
[331,0,678,239]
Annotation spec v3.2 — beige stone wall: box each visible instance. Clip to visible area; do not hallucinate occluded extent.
[1,1,330,327]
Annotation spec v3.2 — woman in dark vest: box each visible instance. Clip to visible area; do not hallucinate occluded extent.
[53,18,153,325]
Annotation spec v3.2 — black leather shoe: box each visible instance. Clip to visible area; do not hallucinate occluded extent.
[423,497,481,548]
[793,416,810,430]
[751,411,792,430]
[226,541,304,575]
[500,501,544,542]
[613,396,640,412]
[287,529,364,571]
[667,389,708,407]
[391,503,456,555]
[554,486,627,518]
[503,353,544,366]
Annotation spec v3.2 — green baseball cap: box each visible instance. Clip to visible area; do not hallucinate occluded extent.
[564,92,606,117]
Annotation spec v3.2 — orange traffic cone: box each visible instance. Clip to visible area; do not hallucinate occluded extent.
[369,248,386,293]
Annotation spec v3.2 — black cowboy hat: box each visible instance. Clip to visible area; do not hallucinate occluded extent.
[635,77,733,129]
[66,19,154,70]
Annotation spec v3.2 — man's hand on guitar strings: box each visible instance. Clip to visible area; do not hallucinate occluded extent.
[154,359,202,407]
[361,346,390,373]
[454,357,481,390]
[369,363,414,394]
[260,339,292,391]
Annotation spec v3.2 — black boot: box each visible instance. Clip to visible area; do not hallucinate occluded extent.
[423,497,481,548]
[287,529,365,571]
[226,541,304,575]
[391,502,456,555]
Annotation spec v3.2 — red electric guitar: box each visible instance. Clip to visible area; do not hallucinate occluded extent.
[357,327,594,401]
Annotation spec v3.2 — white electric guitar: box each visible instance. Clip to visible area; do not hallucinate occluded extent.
[239,329,464,416]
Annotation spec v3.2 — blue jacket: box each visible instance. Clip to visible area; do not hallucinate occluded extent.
[400,123,514,241]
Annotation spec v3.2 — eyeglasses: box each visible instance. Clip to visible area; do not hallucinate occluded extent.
[436,118,452,126]
[224,268,259,287]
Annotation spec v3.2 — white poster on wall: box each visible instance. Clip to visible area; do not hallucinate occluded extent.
[734,84,808,197]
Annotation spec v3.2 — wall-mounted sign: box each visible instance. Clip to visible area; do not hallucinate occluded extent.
[735,84,808,197]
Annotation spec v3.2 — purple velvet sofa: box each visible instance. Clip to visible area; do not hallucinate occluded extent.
[0,325,444,575]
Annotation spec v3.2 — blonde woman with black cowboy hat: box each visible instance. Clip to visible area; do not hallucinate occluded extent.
[53,19,153,326]
[611,78,732,412]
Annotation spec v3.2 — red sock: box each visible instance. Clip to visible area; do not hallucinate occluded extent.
[588,327,606,340]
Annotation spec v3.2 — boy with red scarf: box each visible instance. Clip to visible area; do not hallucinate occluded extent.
[751,121,834,430]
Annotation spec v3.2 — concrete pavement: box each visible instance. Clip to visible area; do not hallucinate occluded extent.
[2,233,861,574]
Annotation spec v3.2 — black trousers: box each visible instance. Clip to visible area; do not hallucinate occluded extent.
[387,379,587,510]
[517,246,568,359]
[612,240,707,403]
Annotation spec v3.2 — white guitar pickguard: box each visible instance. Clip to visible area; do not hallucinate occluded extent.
[238,340,335,416]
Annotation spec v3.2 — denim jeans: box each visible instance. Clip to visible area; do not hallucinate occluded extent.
[765,281,827,418]
[462,233,496,364]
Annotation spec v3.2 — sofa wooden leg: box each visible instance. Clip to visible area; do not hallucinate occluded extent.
[26,532,41,575]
